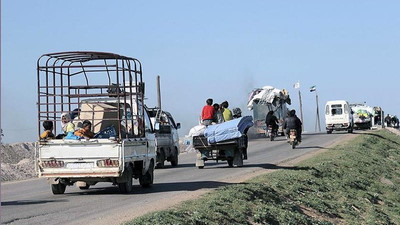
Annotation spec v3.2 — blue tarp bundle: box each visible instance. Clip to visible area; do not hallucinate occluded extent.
[204,116,253,144]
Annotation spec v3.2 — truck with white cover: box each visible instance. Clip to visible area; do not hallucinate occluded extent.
[350,103,374,130]
[247,86,291,136]
[325,100,354,134]
[35,52,156,194]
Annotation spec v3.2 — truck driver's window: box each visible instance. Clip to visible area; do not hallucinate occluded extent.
[144,111,153,133]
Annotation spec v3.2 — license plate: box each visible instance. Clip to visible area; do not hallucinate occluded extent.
[66,163,94,169]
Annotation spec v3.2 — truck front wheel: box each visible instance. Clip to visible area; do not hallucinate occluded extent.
[156,150,165,168]
[140,161,154,188]
[170,148,179,167]
[118,166,133,194]
[51,183,66,195]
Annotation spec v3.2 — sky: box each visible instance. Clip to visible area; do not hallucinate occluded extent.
[1,1,400,144]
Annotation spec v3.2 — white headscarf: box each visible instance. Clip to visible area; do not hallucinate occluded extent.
[61,113,72,131]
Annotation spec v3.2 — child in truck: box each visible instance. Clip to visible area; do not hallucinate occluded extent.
[61,113,75,134]
[74,120,94,140]
[40,120,55,140]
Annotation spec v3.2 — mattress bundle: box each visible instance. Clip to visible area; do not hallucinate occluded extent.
[204,116,253,144]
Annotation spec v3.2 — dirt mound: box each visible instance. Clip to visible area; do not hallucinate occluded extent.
[386,127,400,136]
[1,142,37,182]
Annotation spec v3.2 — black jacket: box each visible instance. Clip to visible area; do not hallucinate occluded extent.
[283,115,302,130]
[266,115,278,126]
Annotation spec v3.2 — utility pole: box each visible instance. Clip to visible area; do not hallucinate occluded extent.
[310,85,321,132]
[156,75,162,109]
[315,92,321,132]
[294,81,304,131]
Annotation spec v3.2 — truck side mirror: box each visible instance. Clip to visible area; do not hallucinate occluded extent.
[154,122,160,131]
[176,123,181,129]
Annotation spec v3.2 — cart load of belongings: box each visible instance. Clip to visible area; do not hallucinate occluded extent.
[204,116,253,144]
[350,104,374,121]
[247,86,291,110]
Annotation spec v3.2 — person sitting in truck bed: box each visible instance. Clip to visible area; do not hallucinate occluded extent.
[61,113,75,134]
[74,120,94,140]
[40,120,55,140]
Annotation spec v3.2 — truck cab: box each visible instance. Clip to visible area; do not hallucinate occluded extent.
[325,100,354,134]
[147,107,180,168]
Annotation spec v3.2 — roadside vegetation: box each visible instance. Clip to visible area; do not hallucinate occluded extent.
[127,129,400,225]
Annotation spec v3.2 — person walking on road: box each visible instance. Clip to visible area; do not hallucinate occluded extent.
[385,114,392,127]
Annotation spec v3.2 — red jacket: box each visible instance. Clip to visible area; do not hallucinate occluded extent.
[202,105,215,120]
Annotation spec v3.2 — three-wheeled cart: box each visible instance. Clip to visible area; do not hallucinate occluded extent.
[193,135,248,169]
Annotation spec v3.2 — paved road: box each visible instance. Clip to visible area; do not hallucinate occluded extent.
[1,132,353,225]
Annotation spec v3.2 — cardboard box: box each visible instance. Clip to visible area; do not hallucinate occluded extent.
[78,102,122,134]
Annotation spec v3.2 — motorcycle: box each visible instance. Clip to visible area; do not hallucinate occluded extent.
[289,129,299,149]
[265,125,276,141]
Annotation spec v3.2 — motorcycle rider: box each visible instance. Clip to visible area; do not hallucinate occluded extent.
[265,111,279,135]
[282,109,302,142]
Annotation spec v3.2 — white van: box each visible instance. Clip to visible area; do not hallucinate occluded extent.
[325,100,354,134]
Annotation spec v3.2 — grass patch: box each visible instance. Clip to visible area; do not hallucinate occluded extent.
[126,130,400,225]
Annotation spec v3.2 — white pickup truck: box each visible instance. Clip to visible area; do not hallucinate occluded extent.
[35,52,156,194]
[147,107,181,168]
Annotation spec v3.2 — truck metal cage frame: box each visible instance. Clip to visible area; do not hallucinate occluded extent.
[37,51,145,140]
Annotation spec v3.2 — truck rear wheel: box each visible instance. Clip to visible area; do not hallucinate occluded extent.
[51,183,66,195]
[140,161,154,188]
[227,159,234,167]
[118,166,133,194]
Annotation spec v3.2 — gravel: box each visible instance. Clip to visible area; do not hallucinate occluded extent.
[1,142,37,182]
